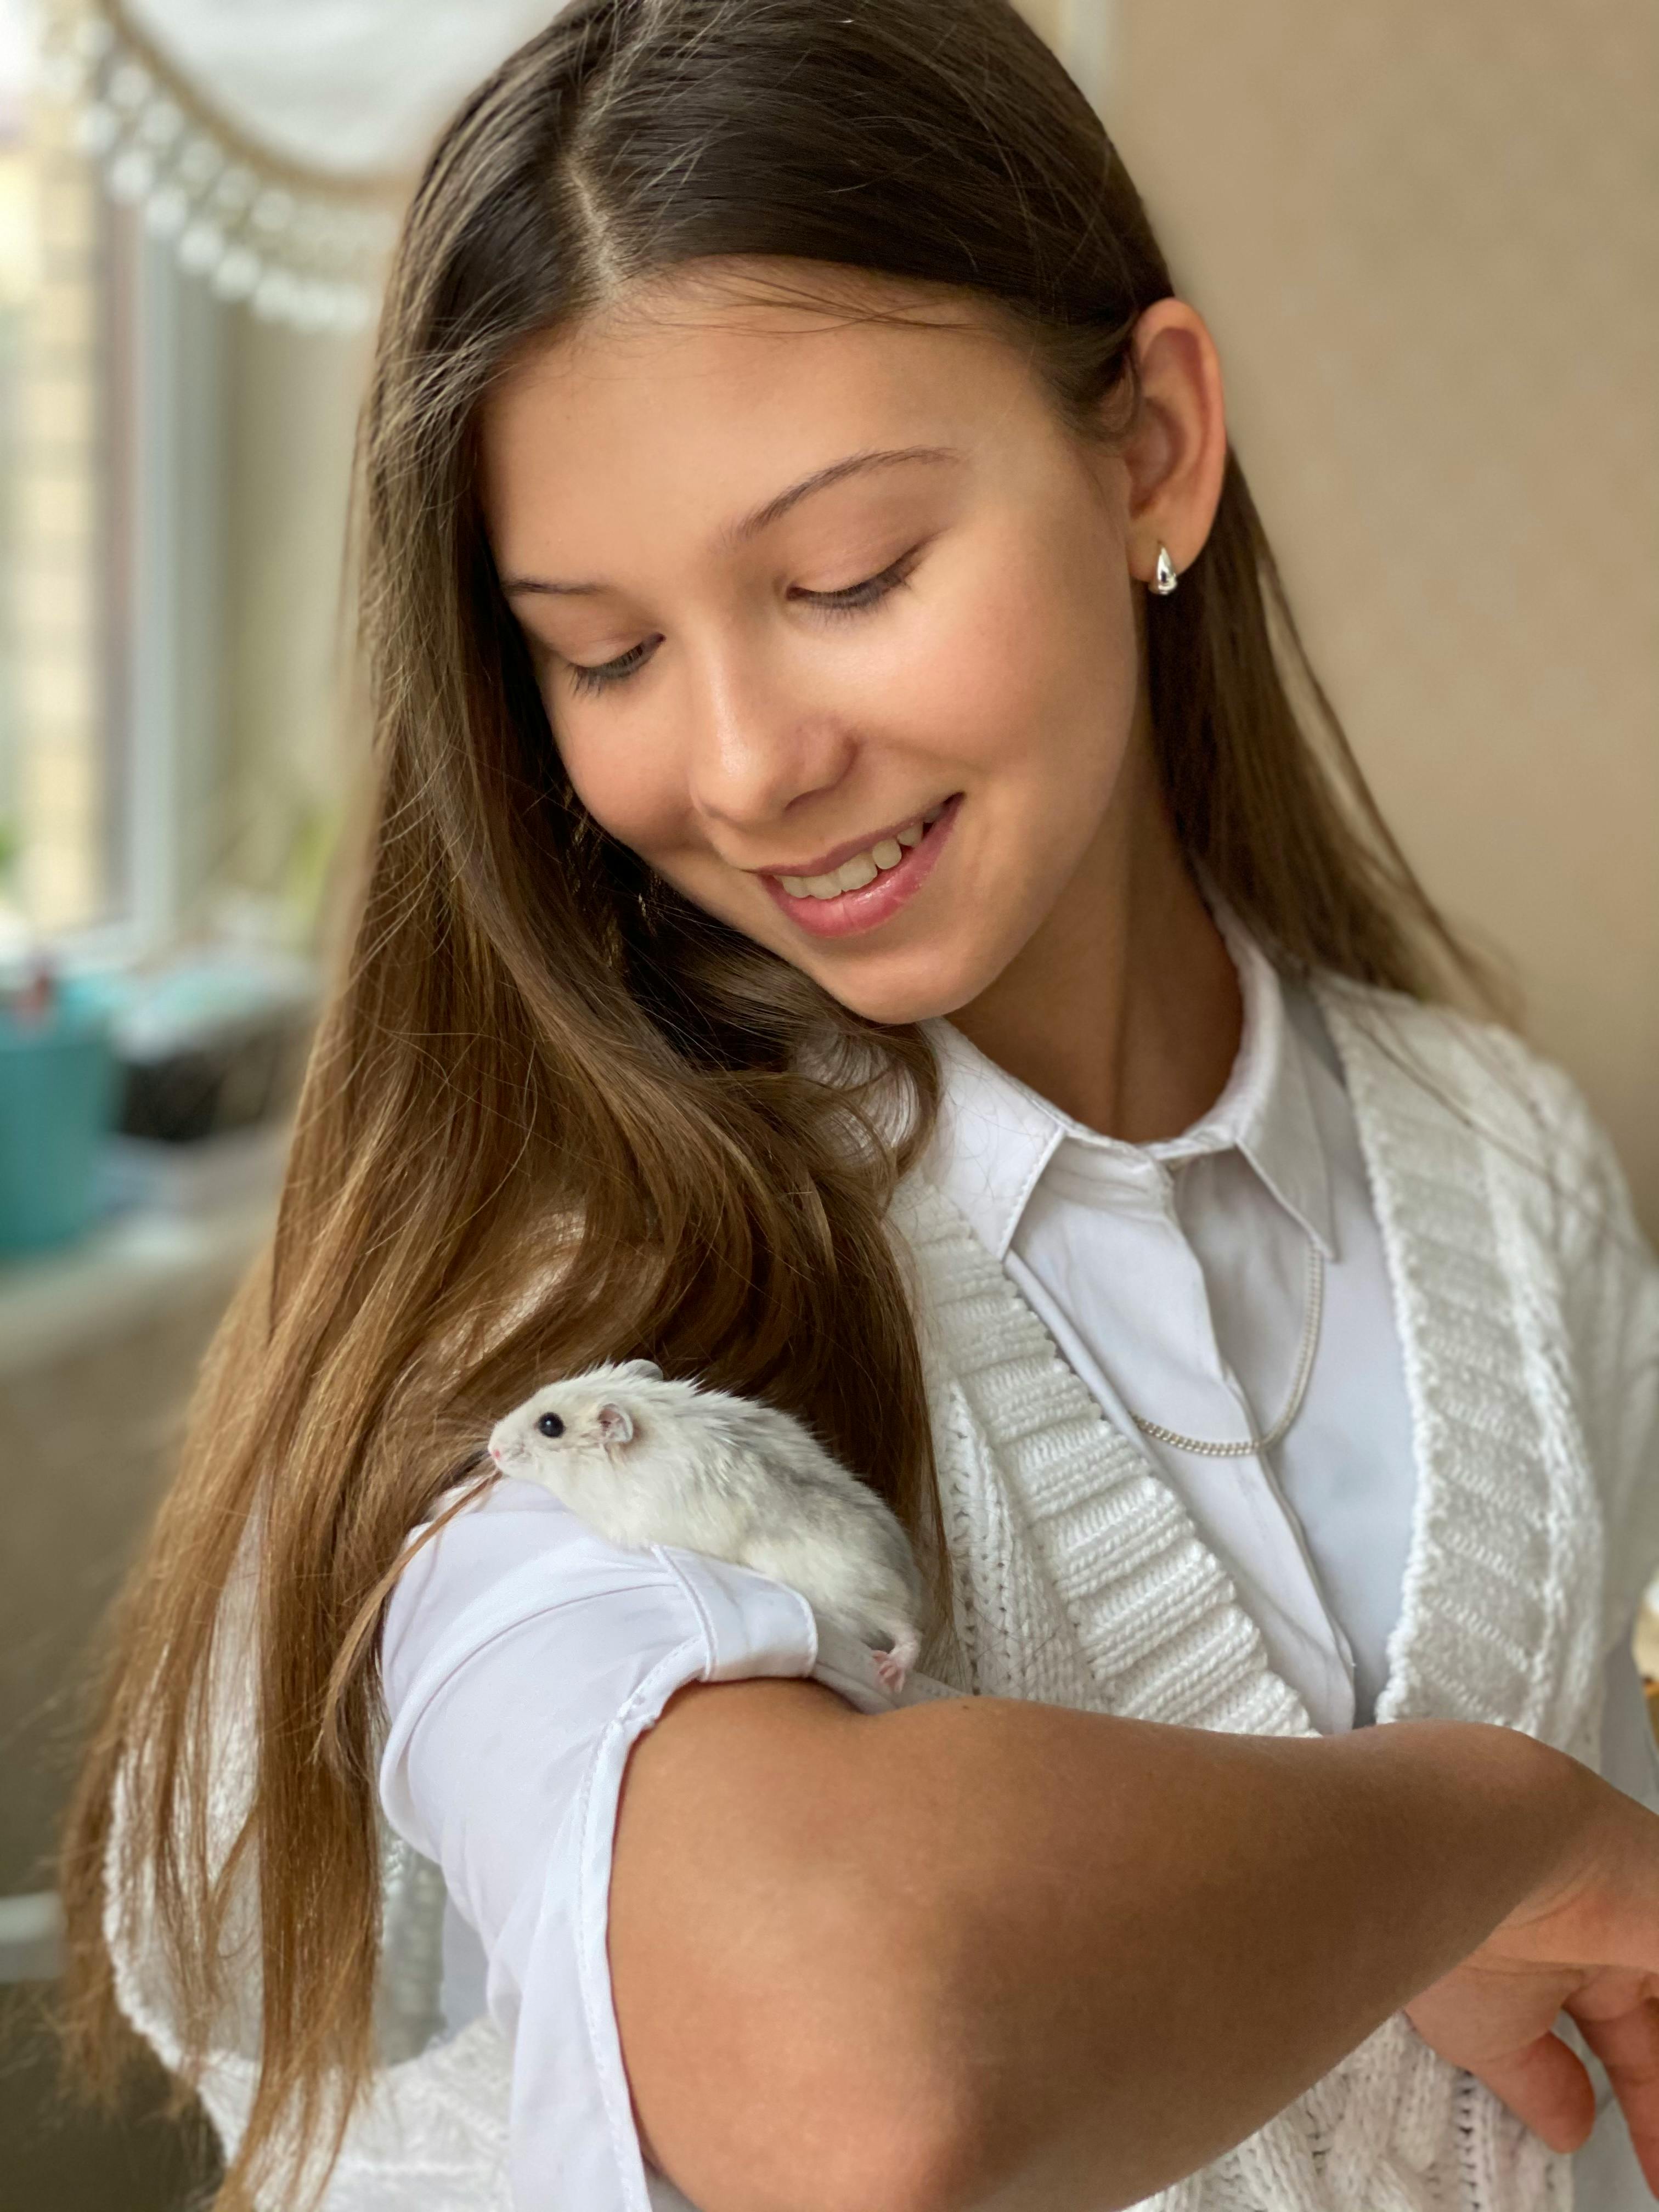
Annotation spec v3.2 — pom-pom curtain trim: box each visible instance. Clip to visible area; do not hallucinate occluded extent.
[38,0,560,333]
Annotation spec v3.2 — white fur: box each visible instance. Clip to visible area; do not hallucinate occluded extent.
[487,1361,923,1688]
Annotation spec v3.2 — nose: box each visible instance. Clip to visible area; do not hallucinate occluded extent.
[488,1444,500,1463]
[683,640,856,840]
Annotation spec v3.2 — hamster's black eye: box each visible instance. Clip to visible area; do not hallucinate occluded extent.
[536,1412,565,1438]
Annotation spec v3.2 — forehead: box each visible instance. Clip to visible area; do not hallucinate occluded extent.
[479,264,1042,569]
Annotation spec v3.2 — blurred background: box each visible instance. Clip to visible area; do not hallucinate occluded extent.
[0,0,1652,2202]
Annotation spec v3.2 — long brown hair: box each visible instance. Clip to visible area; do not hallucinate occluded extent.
[60,0,1494,2202]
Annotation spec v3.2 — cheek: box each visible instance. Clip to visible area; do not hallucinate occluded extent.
[903,517,1139,807]
[550,698,687,857]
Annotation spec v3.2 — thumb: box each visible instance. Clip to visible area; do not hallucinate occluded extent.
[1470,2030,1598,2154]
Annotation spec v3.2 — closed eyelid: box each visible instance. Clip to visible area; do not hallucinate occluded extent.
[551,544,926,698]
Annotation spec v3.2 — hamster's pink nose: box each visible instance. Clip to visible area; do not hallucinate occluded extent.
[489,1444,500,1462]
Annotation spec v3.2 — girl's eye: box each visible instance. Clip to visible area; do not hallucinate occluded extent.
[565,640,658,699]
[794,548,921,618]
[558,549,921,698]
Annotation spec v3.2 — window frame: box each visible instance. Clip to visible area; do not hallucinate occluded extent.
[55,199,227,970]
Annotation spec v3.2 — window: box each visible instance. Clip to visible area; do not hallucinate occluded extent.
[0,0,122,944]
[0,0,379,972]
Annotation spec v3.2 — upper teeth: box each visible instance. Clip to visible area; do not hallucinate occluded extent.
[778,808,943,900]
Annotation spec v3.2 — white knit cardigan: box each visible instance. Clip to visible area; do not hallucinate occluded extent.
[110,975,1659,2211]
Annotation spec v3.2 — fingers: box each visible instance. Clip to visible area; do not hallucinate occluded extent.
[1470,2030,1598,2155]
[1571,1994,1659,2195]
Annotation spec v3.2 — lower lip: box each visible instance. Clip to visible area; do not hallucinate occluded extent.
[759,795,962,941]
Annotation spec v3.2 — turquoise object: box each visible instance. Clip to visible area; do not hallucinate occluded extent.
[0,975,120,1256]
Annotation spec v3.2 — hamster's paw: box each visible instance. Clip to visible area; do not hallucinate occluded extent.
[873,1631,920,1695]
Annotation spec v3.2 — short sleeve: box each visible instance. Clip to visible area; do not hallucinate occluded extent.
[377,1475,912,2212]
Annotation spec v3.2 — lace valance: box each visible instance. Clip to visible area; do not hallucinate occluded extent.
[40,0,561,331]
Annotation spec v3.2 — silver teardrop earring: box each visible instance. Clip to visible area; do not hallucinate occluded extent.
[1151,544,1179,596]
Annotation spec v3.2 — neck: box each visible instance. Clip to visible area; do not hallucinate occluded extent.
[945,726,1242,1142]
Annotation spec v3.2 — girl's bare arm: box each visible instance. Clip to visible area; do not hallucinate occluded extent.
[610,1684,1655,2212]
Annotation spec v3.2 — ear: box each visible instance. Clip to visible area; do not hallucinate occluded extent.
[618,1358,663,1383]
[1110,298,1229,591]
[596,1402,634,1446]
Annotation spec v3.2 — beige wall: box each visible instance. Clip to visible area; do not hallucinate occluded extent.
[1021,0,1657,1233]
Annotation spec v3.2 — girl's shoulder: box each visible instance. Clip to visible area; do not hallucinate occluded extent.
[1308,969,1639,1245]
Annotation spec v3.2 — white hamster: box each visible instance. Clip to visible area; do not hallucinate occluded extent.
[487,1360,924,1691]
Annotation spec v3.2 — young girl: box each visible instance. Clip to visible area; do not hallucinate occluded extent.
[62,2,1659,2208]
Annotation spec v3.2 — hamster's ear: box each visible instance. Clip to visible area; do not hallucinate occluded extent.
[596,1402,634,1446]
[619,1358,663,1383]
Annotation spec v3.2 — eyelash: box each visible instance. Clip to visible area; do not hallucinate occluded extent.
[560,550,921,699]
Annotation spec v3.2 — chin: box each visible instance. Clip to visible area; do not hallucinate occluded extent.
[800,937,1008,1031]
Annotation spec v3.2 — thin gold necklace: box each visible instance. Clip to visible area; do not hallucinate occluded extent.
[1126,1237,1325,1459]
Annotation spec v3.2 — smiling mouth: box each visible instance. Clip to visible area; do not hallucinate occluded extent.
[761,802,952,901]
[756,793,962,940]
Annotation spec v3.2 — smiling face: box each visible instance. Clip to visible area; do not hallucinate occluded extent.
[481,263,1169,1029]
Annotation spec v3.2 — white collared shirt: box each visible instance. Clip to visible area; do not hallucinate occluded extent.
[920,911,1419,1733]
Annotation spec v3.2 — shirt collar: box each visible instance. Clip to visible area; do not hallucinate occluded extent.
[918,904,1335,1263]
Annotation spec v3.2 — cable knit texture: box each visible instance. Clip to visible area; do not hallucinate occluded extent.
[108,978,1658,2209]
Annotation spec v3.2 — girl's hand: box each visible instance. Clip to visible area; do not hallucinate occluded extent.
[1404,1756,1659,2191]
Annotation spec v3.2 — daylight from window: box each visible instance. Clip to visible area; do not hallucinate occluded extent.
[0,0,112,947]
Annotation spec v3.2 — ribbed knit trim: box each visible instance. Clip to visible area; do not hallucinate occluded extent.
[1313,980,1602,1762]
[889,1170,1313,1736]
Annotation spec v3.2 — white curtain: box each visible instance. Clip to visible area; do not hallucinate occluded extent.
[41,0,566,329]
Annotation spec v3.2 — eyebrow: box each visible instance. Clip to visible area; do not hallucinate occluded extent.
[498,443,964,598]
